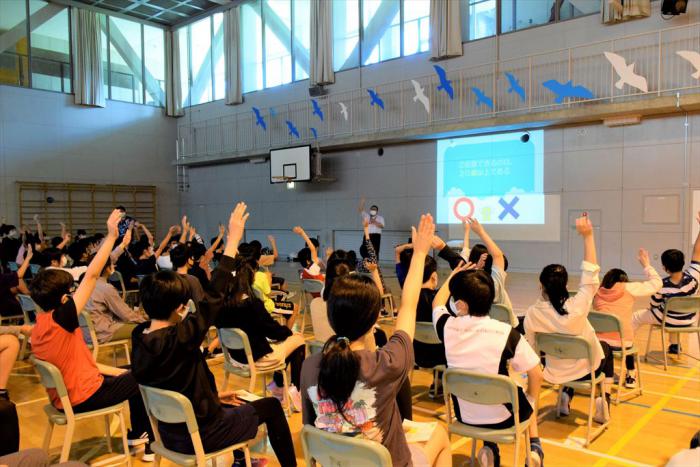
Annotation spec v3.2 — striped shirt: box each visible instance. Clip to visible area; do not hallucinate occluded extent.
[649,261,700,327]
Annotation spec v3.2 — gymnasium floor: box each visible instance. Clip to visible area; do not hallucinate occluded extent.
[8,262,700,466]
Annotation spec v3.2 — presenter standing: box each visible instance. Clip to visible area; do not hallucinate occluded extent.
[359,197,385,257]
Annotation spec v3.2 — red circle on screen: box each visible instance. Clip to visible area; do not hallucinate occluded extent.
[452,197,475,221]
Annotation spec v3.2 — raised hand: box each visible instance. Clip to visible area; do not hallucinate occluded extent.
[292,226,304,235]
[106,209,121,238]
[364,260,378,272]
[168,225,181,235]
[181,215,188,228]
[638,248,651,268]
[476,252,488,270]
[462,217,471,234]
[227,202,249,246]
[468,217,485,236]
[430,235,446,251]
[25,244,33,261]
[122,227,133,247]
[575,213,593,237]
[411,214,435,256]
[220,224,226,236]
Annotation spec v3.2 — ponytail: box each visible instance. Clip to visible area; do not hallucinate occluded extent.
[539,264,569,316]
[318,336,360,414]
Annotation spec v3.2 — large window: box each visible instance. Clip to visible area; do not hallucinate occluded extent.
[213,13,225,101]
[403,0,430,56]
[189,17,213,105]
[0,0,29,88]
[362,0,401,65]
[29,0,71,93]
[501,0,555,33]
[101,14,166,106]
[333,0,360,71]
[293,0,310,81]
[242,0,264,93]
[461,0,496,41]
[264,0,293,88]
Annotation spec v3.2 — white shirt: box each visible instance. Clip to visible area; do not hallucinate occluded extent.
[433,308,540,424]
[45,265,88,282]
[524,261,603,384]
[362,211,385,234]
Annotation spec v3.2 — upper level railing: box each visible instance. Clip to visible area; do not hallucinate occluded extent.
[177,21,700,163]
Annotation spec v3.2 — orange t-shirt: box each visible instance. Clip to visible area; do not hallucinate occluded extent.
[31,298,104,409]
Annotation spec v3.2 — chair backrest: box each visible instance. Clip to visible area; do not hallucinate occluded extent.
[78,311,99,354]
[31,356,72,412]
[443,368,517,407]
[309,298,334,343]
[588,311,622,335]
[139,385,199,434]
[29,264,41,275]
[8,262,19,272]
[535,332,594,366]
[303,279,325,294]
[218,327,254,366]
[414,322,442,345]
[664,296,700,321]
[568,290,578,298]
[17,294,37,324]
[301,425,392,467]
[489,303,517,327]
[109,270,127,298]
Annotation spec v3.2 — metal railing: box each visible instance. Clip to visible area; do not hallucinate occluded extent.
[177,21,700,163]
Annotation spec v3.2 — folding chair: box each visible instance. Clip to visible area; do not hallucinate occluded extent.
[489,303,518,328]
[16,294,37,360]
[443,368,533,467]
[7,261,19,272]
[536,333,610,447]
[301,425,392,467]
[29,264,40,275]
[411,322,447,419]
[588,311,642,403]
[109,270,140,307]
[301,279,324,335]
[32,357,131,465]
[379,293,396,324]
[217,327,289,412]
[644,296,700,370]
[79,311,131,366]
[139,385,251,467]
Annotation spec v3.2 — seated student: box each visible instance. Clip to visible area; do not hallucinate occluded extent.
[152,225,181,271]
[0,224,22,267]
[215,257,306,412]
[0,245,33,321]
[187,224,224,287]
[593,248,662,388]
[524,214,614,423]
[433,264,544,467]
[301,214,449,466]
[131,203,296,467]
[30,211,155,460]
[632,212,700,355]
[240,243,298,319]
[1,324,32,400]
[394,243,413,289]
[44,247,88,282]
[413,256,447,396]
[169,243,205,305]
[293,226,325,286]
[84,255,147,345]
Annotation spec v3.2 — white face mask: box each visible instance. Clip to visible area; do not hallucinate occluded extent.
[7,230,19,239]
[370,209,378,216]
[60,255,68,268]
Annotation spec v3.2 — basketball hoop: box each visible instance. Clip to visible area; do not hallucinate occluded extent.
[271,176,295,183]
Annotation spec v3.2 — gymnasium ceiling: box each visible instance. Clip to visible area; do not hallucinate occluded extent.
[72,0,235,26]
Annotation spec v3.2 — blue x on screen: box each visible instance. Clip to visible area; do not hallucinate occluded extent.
[436,130,544,225]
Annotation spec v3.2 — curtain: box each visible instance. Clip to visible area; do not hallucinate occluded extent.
[224,6,243,105]
[310,0,334,85]
[165,30,184,117]
[429,0,462,60]
[71,8,105,107]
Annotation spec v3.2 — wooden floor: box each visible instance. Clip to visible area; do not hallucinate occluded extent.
[8,264,700,467]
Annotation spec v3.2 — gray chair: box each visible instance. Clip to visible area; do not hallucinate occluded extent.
[301,425,392,467]
[32,356,130,465]
[139,384,251,467]
[301,279,324,335]
[535,333,610,447]
[644,296,700,370]
[443,368,532,467]
[489,303,518,328]
[78,310,131,366]
[411,322,447,419]
[588,311,642,403]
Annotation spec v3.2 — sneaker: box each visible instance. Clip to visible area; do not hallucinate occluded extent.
[594,396,610,424]
[476,444,499,467]
[141,443,155,462]
[529,444,544,467]
[266,381,284,402]
[668,344,680,355]
[233,457,268,467]
[624,374,637,389]
[288,385,302,413]
[558,391,571,417]
[127,430,149,447]
[284,291,296,300]
[428,378,443,399]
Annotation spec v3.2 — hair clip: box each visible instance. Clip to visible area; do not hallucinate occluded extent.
[336,336,350,345]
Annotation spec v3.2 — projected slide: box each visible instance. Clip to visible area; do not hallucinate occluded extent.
[437,131,544,224]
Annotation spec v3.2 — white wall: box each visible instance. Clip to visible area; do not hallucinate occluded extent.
[182,113,700,276]
[0,85,179,235]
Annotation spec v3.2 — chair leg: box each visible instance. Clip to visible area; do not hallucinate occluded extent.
[514,433,520,467]
[282,370,290,415]
[243,446,252,467]
[60,420,75,463]
[525,429,532,467]
[104,414,113,453]
[636,352,643,396]
[615,353,626,405]
[470,438,476,467]
[555,386,563,419]
[586,384,595,448]
[645,325,654,362]
[124,342,131,365]
[43,421,54,451]
[662,330,668,371]
[154,455,161,467]
[222,371,230,392]
[118,409,132,467]
[250,371,257,394]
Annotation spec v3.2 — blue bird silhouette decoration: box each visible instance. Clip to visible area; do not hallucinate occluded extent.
[286,120,300,139]
[504,72,526,102]
[311,99,324,121]
[310,127,318,139]
[471,87,494,109]
[367,89,385,110]
[542,80,594,103]
[433,65,454,100]
[252,107,266,131]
